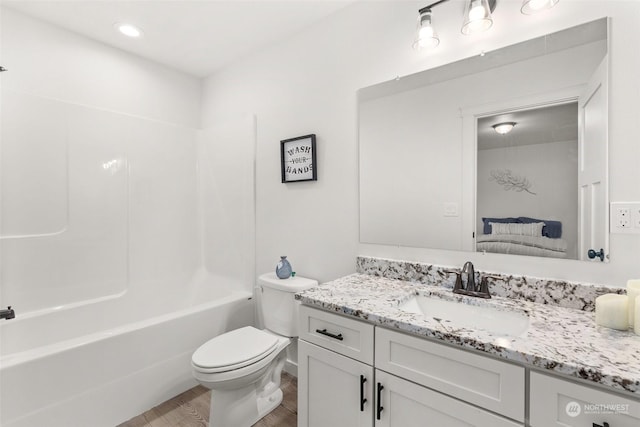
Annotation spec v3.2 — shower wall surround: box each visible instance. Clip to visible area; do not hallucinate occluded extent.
[0,8,203,313]
[357,256,624,312]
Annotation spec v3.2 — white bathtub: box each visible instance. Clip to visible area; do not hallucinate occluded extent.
[0,279,254,427]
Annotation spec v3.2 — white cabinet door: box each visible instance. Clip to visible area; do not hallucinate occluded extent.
[530,372,640,427]
[374,370,522,427]
[298,340,374,427]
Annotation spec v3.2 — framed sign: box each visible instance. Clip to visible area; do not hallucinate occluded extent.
[280,134,317,183]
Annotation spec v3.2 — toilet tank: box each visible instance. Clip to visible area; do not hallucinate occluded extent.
[259,272,318,337]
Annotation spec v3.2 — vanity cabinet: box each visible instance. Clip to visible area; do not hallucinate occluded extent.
[298,340,373,427]
[298,306,376,427]
[298,306,524,427]
[529,372,640,427]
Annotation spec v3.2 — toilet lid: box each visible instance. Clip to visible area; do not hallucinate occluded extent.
[192,326,279,371]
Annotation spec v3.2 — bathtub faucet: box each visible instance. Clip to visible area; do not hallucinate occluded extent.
[1,306,15,320]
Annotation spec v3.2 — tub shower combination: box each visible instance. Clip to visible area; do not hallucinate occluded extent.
[0,48,255,426]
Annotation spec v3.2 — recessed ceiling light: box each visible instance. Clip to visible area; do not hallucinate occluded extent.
[115,23,143,38]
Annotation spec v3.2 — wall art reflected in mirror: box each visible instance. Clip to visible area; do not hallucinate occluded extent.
[359,18,608,262]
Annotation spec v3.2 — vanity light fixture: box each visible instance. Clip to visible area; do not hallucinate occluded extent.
[492,122,517,135]
[521,0,559,15]
[461,0,495,35]
[115,23,143,38]
[413,7,440,50]
[414,0,501,50]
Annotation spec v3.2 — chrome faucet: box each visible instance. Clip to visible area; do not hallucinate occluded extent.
[1,306,15,320]
[448,262,497,299]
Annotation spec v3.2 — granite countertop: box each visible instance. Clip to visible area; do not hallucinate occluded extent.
[295,273,640,396]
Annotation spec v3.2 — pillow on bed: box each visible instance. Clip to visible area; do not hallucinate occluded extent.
[518,217,562,238]
[482,217,519,235]
[490,222,545,237]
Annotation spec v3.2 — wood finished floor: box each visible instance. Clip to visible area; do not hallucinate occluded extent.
[117,373,297,427]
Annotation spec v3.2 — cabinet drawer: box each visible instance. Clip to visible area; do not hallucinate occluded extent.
[375,327,525,422]
[298,305,374,364]
[530,372,640,427]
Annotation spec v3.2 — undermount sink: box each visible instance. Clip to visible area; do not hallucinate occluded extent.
[399,295,530,337]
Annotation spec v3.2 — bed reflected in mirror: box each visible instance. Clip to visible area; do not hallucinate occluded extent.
[476,102,578,259]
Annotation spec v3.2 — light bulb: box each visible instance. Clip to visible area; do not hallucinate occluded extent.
[413,10,439,50]
[469,3,486,21]
[462,0,493,35]
[419,26,434,39]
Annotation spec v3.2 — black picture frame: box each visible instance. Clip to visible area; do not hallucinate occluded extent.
[280,134,317,183]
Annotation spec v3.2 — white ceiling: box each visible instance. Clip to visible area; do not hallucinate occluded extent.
[3,0,355,77]
[477,102,579,151]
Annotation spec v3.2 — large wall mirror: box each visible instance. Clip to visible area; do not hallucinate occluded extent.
[359,18,608,262]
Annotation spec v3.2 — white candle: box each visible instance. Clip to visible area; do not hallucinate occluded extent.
[635,296,640,336]
[627,280,640,327]
[595,294,629,330]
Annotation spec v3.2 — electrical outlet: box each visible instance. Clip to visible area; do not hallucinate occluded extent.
[615,207,629,228]
[610,202,640,234]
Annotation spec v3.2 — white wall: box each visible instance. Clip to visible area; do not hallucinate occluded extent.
[1,8,203,312]
[202,0,640,288]
[197,114,256,293]
[477,140,578,259]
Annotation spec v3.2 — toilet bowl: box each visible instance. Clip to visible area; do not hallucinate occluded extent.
[192,272,317,427]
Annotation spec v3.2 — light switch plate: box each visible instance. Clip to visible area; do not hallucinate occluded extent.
[610,202,640,234]
[443,202,459,217]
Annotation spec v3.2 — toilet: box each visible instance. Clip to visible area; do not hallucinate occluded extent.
[191,272,317,427]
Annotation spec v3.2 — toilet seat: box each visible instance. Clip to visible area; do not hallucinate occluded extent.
[192,326,280,373]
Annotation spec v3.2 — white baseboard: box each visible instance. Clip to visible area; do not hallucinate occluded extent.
[284,358,298,377]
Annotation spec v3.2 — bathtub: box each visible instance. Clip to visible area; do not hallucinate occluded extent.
[0,278,254,427]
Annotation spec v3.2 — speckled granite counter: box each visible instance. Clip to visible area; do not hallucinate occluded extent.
[295,273,640,396]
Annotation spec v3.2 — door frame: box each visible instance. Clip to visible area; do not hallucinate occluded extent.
[461,85,586,253]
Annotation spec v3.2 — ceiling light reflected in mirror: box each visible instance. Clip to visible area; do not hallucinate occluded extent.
[492,122,517,135]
